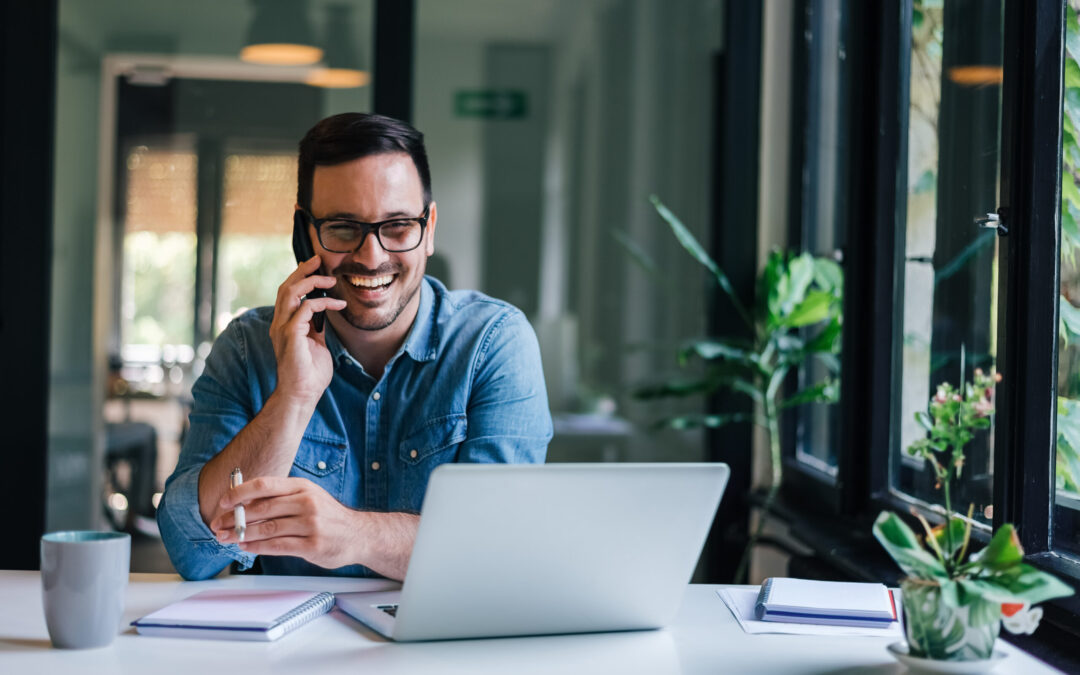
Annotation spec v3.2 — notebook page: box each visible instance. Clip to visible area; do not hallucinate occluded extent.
[765,578,892,617]
[138,590,325,628]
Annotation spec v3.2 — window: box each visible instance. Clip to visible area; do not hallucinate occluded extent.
[893,0,1002,528]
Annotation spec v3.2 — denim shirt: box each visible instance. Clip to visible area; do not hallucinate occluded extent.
[158,277,552,580]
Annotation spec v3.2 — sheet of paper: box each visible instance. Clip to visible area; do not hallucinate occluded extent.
[716,587,903,637]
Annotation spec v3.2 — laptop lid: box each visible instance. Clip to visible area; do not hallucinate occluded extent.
[383,462,728,641]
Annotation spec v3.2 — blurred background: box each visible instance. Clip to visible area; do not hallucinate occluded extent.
[46,0,724,573]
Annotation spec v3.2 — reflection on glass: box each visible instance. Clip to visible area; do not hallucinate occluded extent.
[122,144,197,349]
[1055,6,1080,555]
[895,0,1002,526]
[215,152,298,335]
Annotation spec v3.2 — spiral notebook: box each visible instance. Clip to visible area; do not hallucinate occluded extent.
[132,589,335,641]
[754,578,897,629]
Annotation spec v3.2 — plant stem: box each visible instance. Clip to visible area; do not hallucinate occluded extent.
[734,396,782,583]
[943,461,954,574]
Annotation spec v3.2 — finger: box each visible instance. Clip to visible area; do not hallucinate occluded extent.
[238,536,309,557]
[275,274,338,318]
[282,298,347,342]
[219,476,306,509]
[221,515,308,544]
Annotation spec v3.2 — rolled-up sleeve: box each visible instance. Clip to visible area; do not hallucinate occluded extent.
[457,309,553,464]
[157,321,258,580]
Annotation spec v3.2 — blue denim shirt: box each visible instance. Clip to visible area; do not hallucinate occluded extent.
[158,277,552,580]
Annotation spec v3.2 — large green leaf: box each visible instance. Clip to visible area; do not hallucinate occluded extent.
[779,379,838,409]
[782,290,835,328]
[813,257,843,295]
[805,319,842,354]
[677,339,760,371]
[658,412,759,431]
[872,511,947,579]
[650,195,754,328]
[1061,297,1080,345]
[982,564,1076,605]
[970,525,1023,571]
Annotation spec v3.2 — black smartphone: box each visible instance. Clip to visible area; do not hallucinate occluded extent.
[291,210,328,332]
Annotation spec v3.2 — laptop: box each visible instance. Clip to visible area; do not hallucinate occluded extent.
[335,462,728,641]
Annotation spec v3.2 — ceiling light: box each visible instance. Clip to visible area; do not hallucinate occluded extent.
[305,4,369,89]
[241,0,323,66]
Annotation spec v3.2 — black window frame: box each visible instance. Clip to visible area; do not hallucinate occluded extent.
[780,0,1080,645]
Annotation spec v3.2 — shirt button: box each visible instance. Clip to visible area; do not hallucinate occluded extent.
[410,449,418,459]
[372,392,381,401]
[316,460,327,470]
[371,461,380,471]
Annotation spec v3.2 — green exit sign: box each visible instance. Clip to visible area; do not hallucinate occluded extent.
[454,90,528,119]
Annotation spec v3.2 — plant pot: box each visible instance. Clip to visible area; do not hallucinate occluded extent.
[900,579,1001,661]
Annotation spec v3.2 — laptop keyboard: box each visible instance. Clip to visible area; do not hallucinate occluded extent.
[377,604,399,617]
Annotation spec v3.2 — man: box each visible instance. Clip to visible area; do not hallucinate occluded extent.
[158,113,552,581]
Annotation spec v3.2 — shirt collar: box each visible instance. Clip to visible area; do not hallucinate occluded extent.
[324,277,440,370]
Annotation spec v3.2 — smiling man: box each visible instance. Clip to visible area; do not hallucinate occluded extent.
[157,113,553,581]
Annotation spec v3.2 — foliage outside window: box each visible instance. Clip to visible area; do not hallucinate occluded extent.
[1056,6,1080,506]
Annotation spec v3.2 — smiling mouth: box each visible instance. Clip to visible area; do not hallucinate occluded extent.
[345,274,396,289]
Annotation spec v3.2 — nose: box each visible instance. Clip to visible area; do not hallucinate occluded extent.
[350,230,391,268]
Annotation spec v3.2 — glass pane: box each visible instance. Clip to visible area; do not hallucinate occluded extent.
[215,151,298,336]
[1055,5,1080,557]
[791,0,850,478]
[122,142,197,354]
[894,0,1003,526]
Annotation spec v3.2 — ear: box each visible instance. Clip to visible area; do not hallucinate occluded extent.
[424,201,437,256]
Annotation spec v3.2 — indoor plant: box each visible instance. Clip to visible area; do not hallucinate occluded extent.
[622,196,843,582]
[873,369,1075,661]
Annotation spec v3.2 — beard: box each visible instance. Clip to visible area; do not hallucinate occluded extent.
[327,261,424,332]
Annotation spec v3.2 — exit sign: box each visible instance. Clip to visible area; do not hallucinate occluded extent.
[454,90,528,119]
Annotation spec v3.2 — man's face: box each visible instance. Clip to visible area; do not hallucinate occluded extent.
[307,152,436,332]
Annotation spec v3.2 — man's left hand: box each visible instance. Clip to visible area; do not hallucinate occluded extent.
[211,476,362,569]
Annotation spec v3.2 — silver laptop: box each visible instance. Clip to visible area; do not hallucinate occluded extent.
[335,462,728,641]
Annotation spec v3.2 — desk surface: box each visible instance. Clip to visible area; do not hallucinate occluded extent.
[0,571,1061,674]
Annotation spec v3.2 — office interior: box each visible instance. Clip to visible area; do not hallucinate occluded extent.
[2,0,1080,669]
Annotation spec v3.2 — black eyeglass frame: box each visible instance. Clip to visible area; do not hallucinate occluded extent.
[299,206,431,253]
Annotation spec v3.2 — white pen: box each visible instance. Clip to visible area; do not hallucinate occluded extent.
[230,468,246,542]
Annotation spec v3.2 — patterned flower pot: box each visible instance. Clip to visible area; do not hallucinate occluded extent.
[900,579,1001,661]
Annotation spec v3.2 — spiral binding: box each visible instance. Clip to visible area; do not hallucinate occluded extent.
[271,592,336,634]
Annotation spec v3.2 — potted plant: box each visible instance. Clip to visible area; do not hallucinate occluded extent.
[620,196,843,582]
[873,369,1074,662]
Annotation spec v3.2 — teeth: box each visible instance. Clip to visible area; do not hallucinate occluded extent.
[347,274,393,288]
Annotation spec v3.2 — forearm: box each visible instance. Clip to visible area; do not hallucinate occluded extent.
[354,511,420,581]
[197,391,316,527]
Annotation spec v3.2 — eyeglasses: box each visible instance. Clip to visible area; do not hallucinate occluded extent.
[300,206,430,253]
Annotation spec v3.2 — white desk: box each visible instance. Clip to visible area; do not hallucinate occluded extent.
[0,571,1061,674]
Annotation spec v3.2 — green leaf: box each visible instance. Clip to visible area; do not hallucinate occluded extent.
[677,339,759,370]
[782,290,834,328]
[932,516,968,558]
[1067,5,1080,65]
[650,195,754,329]
[1061,297,1080,345]
[970,525,1024,571]
[812,257,843,295]
[805,319,842,354]
[780,379,839,409]
[658,412,758,431]
[872,511,948,579]
[1068,58,1080,90]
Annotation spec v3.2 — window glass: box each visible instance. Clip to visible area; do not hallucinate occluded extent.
[894,0,1003,526]
[1055,5,1080,557]
[215,151,298,335]
[121,142,197,354]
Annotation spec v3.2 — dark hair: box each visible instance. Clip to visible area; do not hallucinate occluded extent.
[296,112,432,212]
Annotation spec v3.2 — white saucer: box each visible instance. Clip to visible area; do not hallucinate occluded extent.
[887,642,1008,674]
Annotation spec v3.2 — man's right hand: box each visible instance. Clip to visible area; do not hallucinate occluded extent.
[269,255,347,407]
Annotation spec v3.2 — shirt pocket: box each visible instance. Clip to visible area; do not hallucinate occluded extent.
[291,434,347,498]
[398,414,468,497]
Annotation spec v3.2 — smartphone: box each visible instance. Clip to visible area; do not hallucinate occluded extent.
[291,210,328,332]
